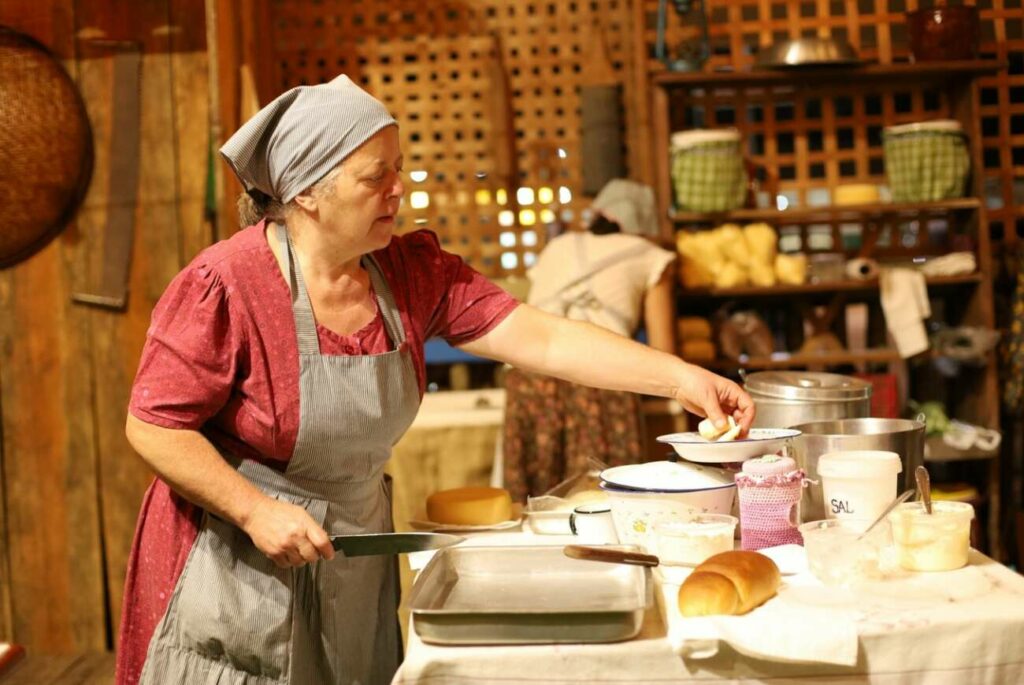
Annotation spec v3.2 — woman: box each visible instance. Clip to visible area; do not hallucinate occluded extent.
[117,75,753,685]
[503,179,678,500]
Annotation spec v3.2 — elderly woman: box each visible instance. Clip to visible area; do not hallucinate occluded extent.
[116,75,753,685]
[502,178,681,500]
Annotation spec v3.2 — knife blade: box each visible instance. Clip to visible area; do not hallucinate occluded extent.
[330,532,464,557]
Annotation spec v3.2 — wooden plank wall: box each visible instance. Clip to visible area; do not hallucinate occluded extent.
[0,0,210,652]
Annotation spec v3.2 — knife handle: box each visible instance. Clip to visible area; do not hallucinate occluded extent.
[564,544,659,567]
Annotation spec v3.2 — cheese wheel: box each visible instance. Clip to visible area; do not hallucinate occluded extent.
[834,183,880,206]
[426,487,512,525]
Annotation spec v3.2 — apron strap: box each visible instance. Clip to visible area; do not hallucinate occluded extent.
[276,223,321,355]
[363,253,408,348]
[275,223,408,353]
[535,233,646,332]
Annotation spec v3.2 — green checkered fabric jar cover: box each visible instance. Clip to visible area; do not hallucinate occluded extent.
[671,140,746,212]
[883,130,970,202]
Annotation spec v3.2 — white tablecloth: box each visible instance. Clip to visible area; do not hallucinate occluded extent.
[393,531,1024,684]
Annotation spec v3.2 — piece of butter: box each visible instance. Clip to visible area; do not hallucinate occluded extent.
[698,415,739,442]
[426,487,512,525]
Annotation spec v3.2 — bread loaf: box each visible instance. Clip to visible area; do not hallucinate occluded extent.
[677,551,780,617]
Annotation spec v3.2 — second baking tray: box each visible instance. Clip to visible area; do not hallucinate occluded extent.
[407,544,652,645]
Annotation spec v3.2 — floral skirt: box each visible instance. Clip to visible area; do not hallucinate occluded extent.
[502,368,645,501]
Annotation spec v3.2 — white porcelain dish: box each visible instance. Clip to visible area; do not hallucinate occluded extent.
[600,460,734,492]
[656,428,801,463]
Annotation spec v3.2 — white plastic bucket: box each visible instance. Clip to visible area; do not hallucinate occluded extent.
[817,450,902,523]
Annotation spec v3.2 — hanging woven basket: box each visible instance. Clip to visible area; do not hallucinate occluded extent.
[0,26,93,268]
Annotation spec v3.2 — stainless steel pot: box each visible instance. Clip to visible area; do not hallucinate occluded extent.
[792,417,926,521]
[745,371,872,429]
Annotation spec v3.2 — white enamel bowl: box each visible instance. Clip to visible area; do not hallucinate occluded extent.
[600,482,736,552]
[656,428,801,463]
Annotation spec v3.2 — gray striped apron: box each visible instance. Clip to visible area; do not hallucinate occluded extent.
[139,224,420,684]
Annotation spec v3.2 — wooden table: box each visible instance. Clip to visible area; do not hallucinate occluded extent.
[394,531,1024,684]
[0,651,114,684]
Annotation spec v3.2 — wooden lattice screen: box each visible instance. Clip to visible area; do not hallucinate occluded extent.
[267,0,640,277]
[641,0,1024,244]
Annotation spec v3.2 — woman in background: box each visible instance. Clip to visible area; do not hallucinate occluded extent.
[503,179,679,500]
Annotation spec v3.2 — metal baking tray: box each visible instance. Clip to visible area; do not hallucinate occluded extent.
[407,544,652,645]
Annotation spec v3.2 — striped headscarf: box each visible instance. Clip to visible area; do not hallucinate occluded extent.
[220,74,397,203]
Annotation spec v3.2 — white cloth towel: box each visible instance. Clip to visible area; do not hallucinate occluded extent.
[880,267,931,357]
[663,567,860,666]
[920,251,976,277]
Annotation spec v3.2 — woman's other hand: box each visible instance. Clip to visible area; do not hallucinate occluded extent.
[243,497,336,567]
[673,363,756,435]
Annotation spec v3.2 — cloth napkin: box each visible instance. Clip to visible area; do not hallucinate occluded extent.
[661,545,859,666]
[663,571,860,666]
[880,267,931,357]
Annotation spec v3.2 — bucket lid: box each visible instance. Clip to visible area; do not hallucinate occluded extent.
[671,128,741,149]
[744,371,872,401]
[884,119,963,136]
[818,450,903,478]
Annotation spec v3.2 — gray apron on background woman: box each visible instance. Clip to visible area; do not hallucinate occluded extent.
[140,224,420,684]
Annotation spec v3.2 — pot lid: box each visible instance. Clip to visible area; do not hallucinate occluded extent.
[744,371,872,401]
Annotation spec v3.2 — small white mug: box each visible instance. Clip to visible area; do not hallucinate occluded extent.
[569,503,619,545]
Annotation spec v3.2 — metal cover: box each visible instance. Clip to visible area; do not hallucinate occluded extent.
[744,371,872,402]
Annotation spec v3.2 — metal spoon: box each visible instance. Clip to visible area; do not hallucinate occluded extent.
[915,465,933,515]
[856,488,915,541]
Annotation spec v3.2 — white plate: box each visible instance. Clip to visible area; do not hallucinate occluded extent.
[656,428,801,463]
[600,461,734,492]
[408,517,523,533]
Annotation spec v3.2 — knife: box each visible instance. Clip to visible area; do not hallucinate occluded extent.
[330,532,464,557]
[564,544,660,567]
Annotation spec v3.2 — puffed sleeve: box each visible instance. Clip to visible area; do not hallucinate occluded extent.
[129,263,245,430]
[643,243,677,289]
[400,230,520,345]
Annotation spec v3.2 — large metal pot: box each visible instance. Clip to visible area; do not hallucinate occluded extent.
[792,417,926,521]
[745,371,872,428]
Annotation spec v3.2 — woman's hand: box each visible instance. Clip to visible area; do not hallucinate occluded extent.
[673,362,756,435]
[242,497,336,567]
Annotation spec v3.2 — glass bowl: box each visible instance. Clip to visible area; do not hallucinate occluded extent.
[798,518,891,585]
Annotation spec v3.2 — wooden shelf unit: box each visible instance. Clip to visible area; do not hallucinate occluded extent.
[651,61,1005,89]
[649,59,1003,557]
[705,348,902,372]
[677,273,982,301]
[670,198,981,225]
